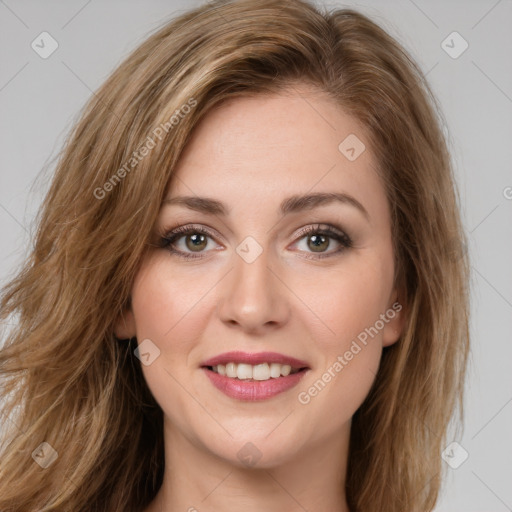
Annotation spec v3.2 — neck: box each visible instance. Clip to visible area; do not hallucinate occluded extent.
[145,419,352,512]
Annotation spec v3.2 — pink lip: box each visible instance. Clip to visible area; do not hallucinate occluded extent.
[203,367,309,401]
[201,351,309,369]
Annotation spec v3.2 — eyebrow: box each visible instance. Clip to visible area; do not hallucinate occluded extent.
[162,192,370,221]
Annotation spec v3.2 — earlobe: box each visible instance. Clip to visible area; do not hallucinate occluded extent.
[114,307,136,340]
[382,296,407,347]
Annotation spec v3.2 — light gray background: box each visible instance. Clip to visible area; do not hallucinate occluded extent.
[1,1,511,510]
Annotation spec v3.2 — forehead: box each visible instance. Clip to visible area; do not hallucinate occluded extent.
[167,87,386,221]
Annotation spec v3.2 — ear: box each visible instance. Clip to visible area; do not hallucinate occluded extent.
[382,290,407,348]
[114,303,136,340]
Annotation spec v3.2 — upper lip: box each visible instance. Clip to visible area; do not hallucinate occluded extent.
[201,351,310,369]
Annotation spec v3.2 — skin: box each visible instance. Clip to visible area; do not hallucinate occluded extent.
[115,83,406,512]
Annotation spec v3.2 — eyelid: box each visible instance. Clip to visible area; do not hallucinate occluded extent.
[291,223,347,241]
[159,223,224,243]
[161,222,349,242]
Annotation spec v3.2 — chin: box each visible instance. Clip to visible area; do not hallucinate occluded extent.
[203,429,304,469]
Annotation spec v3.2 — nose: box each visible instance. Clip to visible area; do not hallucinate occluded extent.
[216,245,291,334]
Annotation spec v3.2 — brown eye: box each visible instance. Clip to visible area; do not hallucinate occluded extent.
[161,225,219,260]
[292,224,353,260]
[307,233,330,252]
[185,233,208,252]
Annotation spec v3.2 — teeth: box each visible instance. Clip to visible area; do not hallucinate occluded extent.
[237,363,253,380]
[280,364,291,376]
[211,362,299,381]
[226,362,237,378]
[253,363,270,381]
[269,363,281,378]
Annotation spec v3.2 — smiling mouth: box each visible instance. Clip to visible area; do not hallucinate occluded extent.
[203,362,308,382]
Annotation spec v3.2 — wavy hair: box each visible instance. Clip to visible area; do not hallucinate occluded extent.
[0,0,470,510]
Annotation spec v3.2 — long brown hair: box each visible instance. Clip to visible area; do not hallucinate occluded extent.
[0,1,470,510]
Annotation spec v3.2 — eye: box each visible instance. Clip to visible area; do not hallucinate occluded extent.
[160,224,219,260]
[290,223,353,260]
[159,223,353,260]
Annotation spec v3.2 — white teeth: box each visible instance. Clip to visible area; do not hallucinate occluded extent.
[226,362,237,378]
[211,362,302,381]
[269,363,281,378]
[253,363,270,381]
[280,364,291,376]
[236,363,253,380]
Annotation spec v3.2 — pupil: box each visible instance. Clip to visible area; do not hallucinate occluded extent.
[309,234,328,252]
[187,233,206,251]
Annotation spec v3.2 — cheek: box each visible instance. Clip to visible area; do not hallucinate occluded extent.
[292,258,391,420]
[294,277,385,435]
[293,256,393,352]
[128,259,212,430]
[297,345,380,440]
[130,257,216,349]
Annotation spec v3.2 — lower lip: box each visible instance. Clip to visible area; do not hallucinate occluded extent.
[202,367,308,401]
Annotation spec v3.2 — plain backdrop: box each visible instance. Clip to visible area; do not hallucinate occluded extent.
[1,1,511,510]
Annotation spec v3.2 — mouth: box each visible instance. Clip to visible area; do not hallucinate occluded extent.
[200,351,310,401]
[204,362,307,381]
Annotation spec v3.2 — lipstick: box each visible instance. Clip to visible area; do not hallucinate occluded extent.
[201,351,310,401]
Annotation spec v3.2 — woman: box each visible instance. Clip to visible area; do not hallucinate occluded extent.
[0,0,470,511]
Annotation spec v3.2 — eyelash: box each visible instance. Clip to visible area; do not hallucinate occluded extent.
[159,223,353,261]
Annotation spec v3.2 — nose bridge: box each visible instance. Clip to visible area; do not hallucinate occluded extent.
[216,237,289,331]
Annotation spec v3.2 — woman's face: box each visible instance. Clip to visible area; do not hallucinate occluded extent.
[116,85,405,468]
